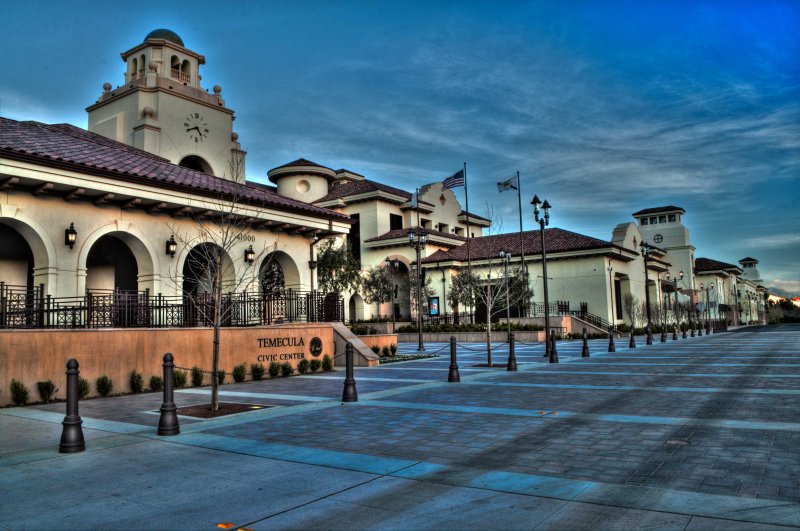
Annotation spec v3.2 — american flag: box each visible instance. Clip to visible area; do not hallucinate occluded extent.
[442,169,465,189]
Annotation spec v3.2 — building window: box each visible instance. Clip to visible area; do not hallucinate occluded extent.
[421,218,432,229]
[649,217,657,224]
[390,214,403,231]
[668,214,676,222]
[454,227,464,236]
[641,218,648,225]
[438,223,449,233]
[659,215,667,223]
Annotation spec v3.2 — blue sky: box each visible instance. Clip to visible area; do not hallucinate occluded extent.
[2,1,799,294]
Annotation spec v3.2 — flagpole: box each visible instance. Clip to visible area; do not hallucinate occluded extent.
[516,170,527,316]
[463,161,473,323]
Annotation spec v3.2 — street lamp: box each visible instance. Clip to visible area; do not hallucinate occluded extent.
[438,262,447,322]
[385,257,400,331]
[699,282,714,333]
[499,249,511,336]
[658,271,669,342]
[640,241,654,345]
[408,228,428,351]
[531,194,555,362]
[666,270,684,338]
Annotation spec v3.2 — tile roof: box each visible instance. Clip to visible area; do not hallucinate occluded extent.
[739,257,758,263]
[422,228,615,263]
[459,210,491,223]
[270,158,331,171]
[314,179,412,203]
[632,205,685,216]
[364,228,467,244]
[695,257,743,273]
[0,117,350,221]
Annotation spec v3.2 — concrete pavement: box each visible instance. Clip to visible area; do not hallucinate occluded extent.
[1,324,798,529]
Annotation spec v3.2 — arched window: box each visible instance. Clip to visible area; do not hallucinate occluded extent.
[181,59,191,83]
[130,58,138,80]
[139,54,146,78]
[170,55,180,80]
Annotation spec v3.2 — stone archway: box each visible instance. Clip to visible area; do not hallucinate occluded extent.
[260,251,301,291]
[0,214,56,295]
[77,226,157,295]
[348,293,366,323]
[181,242,236,296]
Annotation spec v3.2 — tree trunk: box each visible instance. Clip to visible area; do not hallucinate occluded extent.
[211,252,222,412]
[486,323,493,366]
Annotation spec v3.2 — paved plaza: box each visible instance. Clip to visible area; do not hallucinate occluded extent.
[1,325,799,530]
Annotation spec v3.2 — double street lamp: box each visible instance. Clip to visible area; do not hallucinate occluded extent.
[531,195,554,361]
[408,228,428,351]
[640,241,654,345]
[666,270,684,338]
[499,249,512,336]
[699,282,714,333]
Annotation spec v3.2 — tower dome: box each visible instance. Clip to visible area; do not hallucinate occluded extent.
[144,29,184,47]
[268,158,335,203]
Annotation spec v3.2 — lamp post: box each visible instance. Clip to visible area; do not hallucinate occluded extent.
[531,195,552,358]
[607,264,615,326]
[640,241,654,345]
[699,283,714,333]
[439,263,448,322]
[666,270,684,337]
[408,228,428,351]
[385,257,400,331]
[658,272,669,342]
[499,249,511,336]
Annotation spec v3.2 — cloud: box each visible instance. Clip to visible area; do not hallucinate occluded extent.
[767,279,800,298]
[738,234,800,250]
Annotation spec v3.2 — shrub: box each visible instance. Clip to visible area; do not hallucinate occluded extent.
[149,375,163,392]
[297,359,310,374]
[36,380,58,403]
[217,370,226,385]
[390,343,397,355]
[11,379,29,405]
[309,359,321,372]
[251,363,265,381]
[371,345,380,354]
[382,345,390,357]
[268,361,280,378]
[173,369,187,389]
[322,355,333,371]
[129,371,144,393]
[96,375,114,397]
[78,377,91,399]
[191,366,204,387]
[280,362,293,377]
[233,363,247,383]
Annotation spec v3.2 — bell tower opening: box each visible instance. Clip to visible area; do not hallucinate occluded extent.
[179,155,213,175]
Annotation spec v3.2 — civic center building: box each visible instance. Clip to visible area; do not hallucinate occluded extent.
[0,29,768,334]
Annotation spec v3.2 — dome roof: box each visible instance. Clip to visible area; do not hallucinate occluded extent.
[267,158,336,184]
[144,29,184,47]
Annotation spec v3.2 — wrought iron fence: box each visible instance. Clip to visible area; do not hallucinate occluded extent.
[0,283,344,330]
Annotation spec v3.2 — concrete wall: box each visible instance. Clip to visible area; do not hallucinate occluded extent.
[0,324,335,406]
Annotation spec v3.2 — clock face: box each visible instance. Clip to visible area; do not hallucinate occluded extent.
[184,113,209,142]
[654,233,663,243]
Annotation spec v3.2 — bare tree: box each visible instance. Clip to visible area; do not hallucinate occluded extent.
[164,158,279,412]
[408,266,435,318]
[622,293,638,328]
[362,264,392,319]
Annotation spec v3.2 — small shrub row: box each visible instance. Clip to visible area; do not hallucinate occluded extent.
[349,324,380,335]
[397,323,543,333]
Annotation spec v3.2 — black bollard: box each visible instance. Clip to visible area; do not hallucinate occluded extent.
[682,326,687,339]
[660,328,667,342]
[544,330,550,358]
[608,326,616,352]
[582,328,590,357]
[549,330,559,363]
[507,332,518,371]
[629,328,636,349]
[448,336,461,382]
[59,359,85,453]
[646,325,653,345]
[157,353,180,436]
[698,324,703,336]
[673,326,678,340]
[342,342,358,402]
[691,323,696,337]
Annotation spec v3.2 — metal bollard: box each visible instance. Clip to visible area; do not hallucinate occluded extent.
[582,328,590,357]
[682,326,687,339]
[448,336,461,382]
[157,352,180,436]
[698,324,703,336]
[507,332,517,371]
[691,324,696,337]
[342,342,358,402]
[629,328,636,349]
[608,326,616,352]
[660,328,667,342]
[646,325,653,345]
[59,359,86,453]
[673,326,678,340]
[549,330,559,363]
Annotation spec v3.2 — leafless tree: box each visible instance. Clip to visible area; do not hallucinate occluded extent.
[164,157,279,411]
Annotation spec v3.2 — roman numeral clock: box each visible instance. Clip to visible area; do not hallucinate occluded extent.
[184,113,209,142]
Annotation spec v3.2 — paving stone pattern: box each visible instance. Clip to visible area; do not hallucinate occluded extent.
[0,324,798,530]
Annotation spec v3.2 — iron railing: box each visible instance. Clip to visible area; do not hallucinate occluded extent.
[0,283,344,330]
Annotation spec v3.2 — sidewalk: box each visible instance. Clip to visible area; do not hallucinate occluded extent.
[1,325,798,530]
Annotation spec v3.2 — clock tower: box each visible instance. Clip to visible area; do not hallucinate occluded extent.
[632,206,696,290]
[86,29,246,181]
